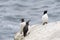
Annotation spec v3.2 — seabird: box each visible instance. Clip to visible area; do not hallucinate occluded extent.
[23,20,30,37]
[42,10,48,25]
[20,18,26,34]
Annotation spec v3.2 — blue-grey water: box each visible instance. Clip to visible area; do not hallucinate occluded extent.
[0,0,60,40]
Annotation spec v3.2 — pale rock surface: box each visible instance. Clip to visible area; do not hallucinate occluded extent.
[14,21,60,40]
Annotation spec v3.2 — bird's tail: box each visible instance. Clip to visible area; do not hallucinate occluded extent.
[23,33,26,37]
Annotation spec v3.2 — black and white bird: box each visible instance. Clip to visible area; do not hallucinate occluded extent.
[14,19,30,40]
[20,18,26,34]
[42,10,48,25]
[23,20,30,37]
[14,18,26,40]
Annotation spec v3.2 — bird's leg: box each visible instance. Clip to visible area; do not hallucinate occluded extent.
[43,22,48,25]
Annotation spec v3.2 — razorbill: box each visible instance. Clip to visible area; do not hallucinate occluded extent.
[23,20,30,37]
[42,10,48,25]
[20,18,26,34]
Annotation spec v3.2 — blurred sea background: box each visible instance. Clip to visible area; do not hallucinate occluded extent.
[0,0,60,40]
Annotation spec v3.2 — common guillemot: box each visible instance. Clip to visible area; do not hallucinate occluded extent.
[20,18,26,34]
[23,20,30,37]
[42,10,48,25]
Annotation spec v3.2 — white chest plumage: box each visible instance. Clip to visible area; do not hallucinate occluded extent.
[42,14,48,23]
[20,22,26,34]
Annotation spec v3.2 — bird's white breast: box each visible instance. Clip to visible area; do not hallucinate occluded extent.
[42,14,48,23]
[20,22,26,34]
